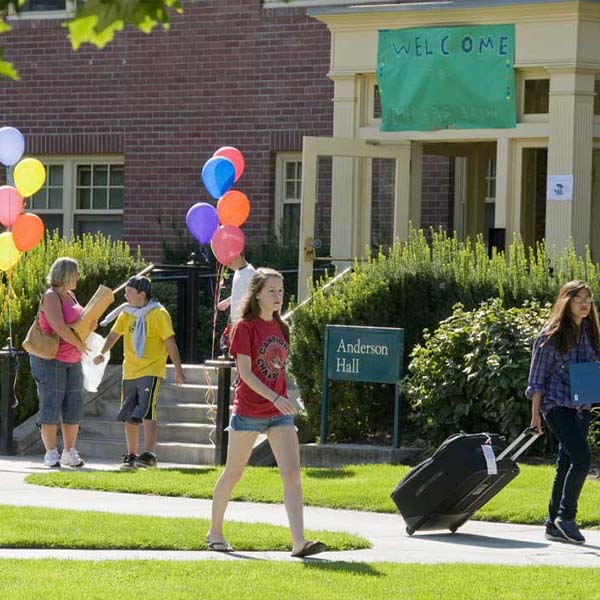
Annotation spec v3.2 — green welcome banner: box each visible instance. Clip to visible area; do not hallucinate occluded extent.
[377,24,516,131]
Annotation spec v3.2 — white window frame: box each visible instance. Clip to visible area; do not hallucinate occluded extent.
[274,152,302,242]
[8,0,76,19]
[29,155,124,238]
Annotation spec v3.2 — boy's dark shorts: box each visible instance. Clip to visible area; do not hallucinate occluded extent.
[118,376,162,423]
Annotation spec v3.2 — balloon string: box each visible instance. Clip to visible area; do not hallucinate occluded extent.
[4,266,15,351]
[211,263,224,359]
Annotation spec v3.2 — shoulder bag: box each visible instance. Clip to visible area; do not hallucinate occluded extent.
[22,294,60,360]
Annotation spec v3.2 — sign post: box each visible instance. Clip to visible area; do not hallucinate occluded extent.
[321,325,404,448]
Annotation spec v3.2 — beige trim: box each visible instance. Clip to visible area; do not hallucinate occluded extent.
[298,136,411,301]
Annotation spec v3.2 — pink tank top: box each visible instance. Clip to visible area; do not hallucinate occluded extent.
[39,290,84,363]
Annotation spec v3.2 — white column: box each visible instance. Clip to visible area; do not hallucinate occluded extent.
[546,68,595,256]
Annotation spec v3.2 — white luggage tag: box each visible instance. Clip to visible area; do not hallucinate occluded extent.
[481,444,498,475]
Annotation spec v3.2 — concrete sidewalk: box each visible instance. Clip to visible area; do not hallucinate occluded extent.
[1,456,599,567]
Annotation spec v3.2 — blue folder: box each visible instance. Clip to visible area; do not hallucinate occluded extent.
[569,362,600,406]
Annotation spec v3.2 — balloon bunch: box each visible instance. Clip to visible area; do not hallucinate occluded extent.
[186,146,250,265]
[0,127,47,272]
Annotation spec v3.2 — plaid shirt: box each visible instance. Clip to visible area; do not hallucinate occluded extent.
[526,321,598,414]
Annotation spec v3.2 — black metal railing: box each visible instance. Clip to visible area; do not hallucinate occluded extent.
[148,261,334,364]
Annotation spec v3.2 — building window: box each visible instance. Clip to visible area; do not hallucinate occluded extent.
[275,153,302,246]
[9,0,76,18]
[595,80,600,115]
[484,157,496,244]
[30,164,65,235]
[524,79,549,114]
[30,157,124,239]
[373,84,382,120]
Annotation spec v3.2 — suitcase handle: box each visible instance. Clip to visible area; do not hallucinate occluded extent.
[496,427,542,461]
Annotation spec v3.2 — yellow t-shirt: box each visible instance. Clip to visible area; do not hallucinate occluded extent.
[112,306,175,380]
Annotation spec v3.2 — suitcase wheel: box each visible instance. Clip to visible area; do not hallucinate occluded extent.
[406,527,414,536]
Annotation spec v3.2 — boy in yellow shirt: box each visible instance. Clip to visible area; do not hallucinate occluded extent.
[94,276,184,469]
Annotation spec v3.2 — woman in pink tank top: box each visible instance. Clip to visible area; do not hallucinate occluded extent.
[30,257,88,468]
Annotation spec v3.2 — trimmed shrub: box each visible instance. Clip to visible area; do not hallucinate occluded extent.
[0,232,144,425]
[289,228,599,443]
[404,299,549,444]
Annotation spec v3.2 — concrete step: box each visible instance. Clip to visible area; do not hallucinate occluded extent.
[79,417,215,445]
[167,363,237,386]
[159,382,225,403]
[75,437,216,464]
[94,398,220,423]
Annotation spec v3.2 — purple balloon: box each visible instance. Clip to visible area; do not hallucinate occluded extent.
[201,156,235,199]
[0,127,25,167]
[186,202,219,244]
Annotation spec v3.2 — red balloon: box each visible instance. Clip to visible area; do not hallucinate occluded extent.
[213,146,245,182]
[12,212,45,251]
[217,190,250,227]
[211,225,245,265]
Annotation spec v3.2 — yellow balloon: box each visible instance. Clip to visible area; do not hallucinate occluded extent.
[13,157,46,198]
[0,231,21,271]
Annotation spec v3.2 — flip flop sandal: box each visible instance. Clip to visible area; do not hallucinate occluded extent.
[291,540,326,558]
[206,538,235,553]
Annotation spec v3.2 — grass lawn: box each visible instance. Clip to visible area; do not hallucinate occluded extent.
[3,560,600,600]
[26,463,600,528]
[0,505,367,551]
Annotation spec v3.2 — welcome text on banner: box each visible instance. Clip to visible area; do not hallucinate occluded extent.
[376,24,516,131]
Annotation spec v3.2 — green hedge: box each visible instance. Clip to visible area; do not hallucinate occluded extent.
[289,229,600,443]
[0,232,144,425]
[404,299,549,445]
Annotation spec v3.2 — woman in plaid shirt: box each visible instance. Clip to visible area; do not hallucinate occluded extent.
[526,281,600,545]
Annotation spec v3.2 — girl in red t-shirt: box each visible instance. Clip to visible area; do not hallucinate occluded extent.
[207,268,325,559]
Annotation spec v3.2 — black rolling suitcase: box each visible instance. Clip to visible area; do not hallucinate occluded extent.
[391,428,541,535]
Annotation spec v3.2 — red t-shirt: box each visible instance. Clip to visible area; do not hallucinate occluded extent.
[229,317,288,417]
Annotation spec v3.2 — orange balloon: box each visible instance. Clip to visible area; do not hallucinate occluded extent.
[12,212,45,251]
[217,190,250,227]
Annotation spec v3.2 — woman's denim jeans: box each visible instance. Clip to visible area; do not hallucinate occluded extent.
[544,406,591,523]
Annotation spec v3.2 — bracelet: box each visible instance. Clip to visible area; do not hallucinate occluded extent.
[272,394,280,404]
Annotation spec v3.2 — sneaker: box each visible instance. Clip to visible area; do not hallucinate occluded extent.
[43,448,60,468]
[545,523,568,542]
[60,448,85,468]
[120,453,137,471]
[554,518,585,545]
[135,451,158,468]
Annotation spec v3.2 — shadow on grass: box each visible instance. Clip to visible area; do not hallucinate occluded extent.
[300,560,382,576]
[304,468,356,480]
[152,468,219,476]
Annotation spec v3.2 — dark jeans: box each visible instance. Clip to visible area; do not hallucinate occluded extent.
[544,406,591,523]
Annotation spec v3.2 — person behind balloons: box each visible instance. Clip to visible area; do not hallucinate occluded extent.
[206,268,326,558]
[216,252,256,354]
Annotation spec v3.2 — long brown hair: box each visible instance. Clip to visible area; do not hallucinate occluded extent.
[543,280,600,355]
[238,268,289,341]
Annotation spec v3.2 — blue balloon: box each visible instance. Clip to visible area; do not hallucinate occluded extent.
[186,202,219,244]
[0,127,25,167]
[201,156,235,199]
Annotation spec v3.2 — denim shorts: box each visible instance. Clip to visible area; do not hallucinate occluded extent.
[30,355,85,425]
[227,413,296,433]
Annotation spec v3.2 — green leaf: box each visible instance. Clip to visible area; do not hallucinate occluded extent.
[0,58,18,79]
[67,0,182,51]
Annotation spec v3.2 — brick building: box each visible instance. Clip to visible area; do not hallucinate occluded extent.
[0,0,453,266]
